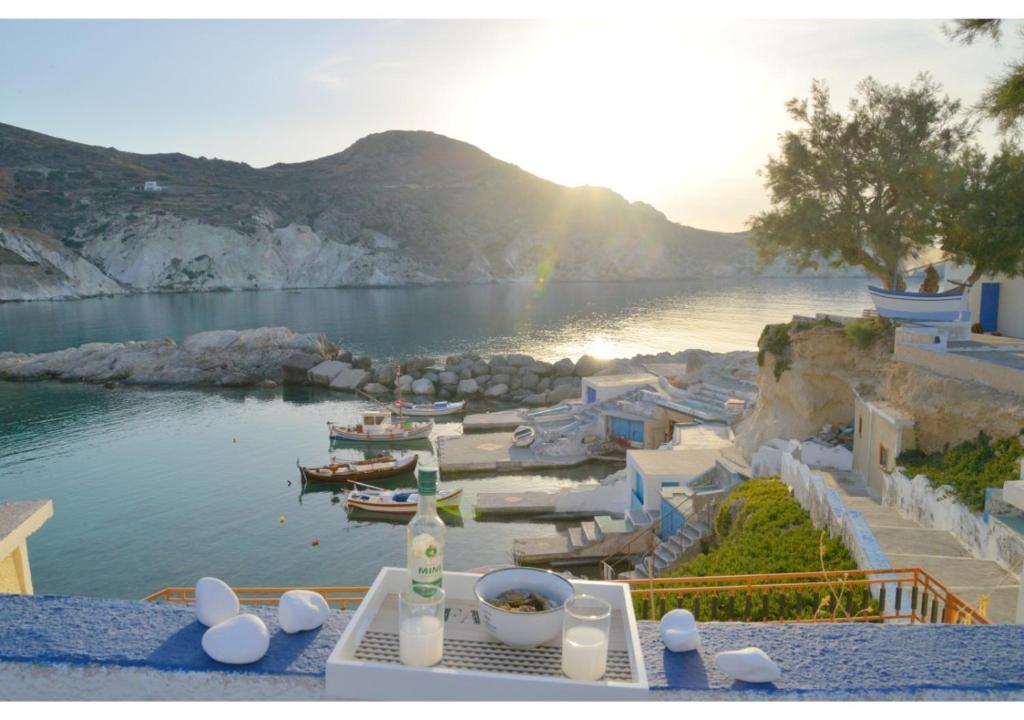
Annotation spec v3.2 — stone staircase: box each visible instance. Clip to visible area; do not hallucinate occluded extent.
[628,518,711,579]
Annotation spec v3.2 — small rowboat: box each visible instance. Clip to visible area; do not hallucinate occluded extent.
[868,286,970,322]
[391,399,466,417]
[328,411,433,442]
[512,424,536,448]
[298,453,418,484]
[345,486,463,514]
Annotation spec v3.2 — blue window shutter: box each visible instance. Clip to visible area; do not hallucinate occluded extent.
[586,386,597,404]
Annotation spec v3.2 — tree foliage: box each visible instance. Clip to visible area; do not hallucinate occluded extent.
[938,143,1024,283]
[947,19,1024,135]
[750,75,974,288]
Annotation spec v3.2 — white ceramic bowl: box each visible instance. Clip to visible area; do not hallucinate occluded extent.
[474,567,575,648]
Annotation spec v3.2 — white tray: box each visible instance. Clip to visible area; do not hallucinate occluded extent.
[325,567,648,700]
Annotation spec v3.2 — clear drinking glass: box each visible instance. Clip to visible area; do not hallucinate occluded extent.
[561,594,612,681]
[398,589,445,667]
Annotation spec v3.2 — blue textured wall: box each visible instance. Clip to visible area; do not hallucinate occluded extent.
[2,594,1023,698]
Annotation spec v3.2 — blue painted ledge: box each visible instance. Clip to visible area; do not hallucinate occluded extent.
[2,594,1024,698]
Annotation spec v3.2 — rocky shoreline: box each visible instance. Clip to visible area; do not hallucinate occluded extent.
[0,326,757,405]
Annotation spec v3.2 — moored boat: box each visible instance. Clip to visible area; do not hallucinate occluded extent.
[868,286,970,322]
[390,399,466,417]
[345,486,462,514]
[328,411,433,442]
[512,424,536,448]
[298,453,418,484]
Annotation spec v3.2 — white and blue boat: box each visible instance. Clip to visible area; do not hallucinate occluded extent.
[868,286,971,322]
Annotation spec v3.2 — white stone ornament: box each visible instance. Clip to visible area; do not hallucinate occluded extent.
[660,609,700,653]
[201,614,271,664]
[278,590,330,634]
[714,647,782,683]
[194,577,239,627]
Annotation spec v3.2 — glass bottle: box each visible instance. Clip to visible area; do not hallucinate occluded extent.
[406,466,445,599]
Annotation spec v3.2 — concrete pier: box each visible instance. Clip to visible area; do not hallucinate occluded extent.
[436,432,589,474]
[462,409,527,432]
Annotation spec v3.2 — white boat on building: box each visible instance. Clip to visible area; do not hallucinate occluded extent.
[868,286,970,322]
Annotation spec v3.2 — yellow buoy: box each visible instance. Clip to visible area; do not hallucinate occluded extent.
[279,515,286,524]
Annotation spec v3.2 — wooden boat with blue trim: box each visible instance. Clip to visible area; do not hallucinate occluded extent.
[390,399,466,417]
[868,286,970,322]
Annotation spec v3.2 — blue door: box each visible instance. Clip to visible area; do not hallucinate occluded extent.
[633,470,645,508]
[980,283,1000,333]
[610,417,645,445]
[585,386,597,404]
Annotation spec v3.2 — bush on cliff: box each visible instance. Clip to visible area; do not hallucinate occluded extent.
[898,430,1024,510]
[633,478,865,622]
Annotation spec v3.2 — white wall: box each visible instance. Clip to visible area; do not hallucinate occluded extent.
[800,441,854,472]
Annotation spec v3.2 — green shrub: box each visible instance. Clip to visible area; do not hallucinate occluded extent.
[756,323,792,380]
[844,317,889,349]
[633,479,868,622]
[898,431,1024,510]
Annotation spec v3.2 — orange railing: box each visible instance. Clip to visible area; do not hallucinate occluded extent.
[144,585,369,609]
[145,566,988,625]
[622,567,990,624]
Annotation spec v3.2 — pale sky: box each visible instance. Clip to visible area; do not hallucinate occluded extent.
[0,18,1020,231]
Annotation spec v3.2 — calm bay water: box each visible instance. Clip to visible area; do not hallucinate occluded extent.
[0,278,871,599]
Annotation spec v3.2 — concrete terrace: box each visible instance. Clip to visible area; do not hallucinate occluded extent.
[820,470,1021,623]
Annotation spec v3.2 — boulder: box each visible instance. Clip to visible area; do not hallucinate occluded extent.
[438,388,453,400]
[282,352,319,385]
[411,378,436,396]
[184,329,240,354]
[457,378,479,396]
[337,350,353,363]
[439,370,459,386]
[552,375,579,389]
[396,374,414,390]
[362,382,389,395]
[507,353,534,367]
[490,373,510,386]
[547,383,580,403]
[459,368,473,380]
[475,374,491,386]
[195,577,239,628]
[278,590,330,634]
[528,361,553,376]
[220,372,258,388]
[352,355,373,371]
[308,360,349,386]
[553,358,575,376]
[519,371,540,390]
[403,357,434,373]
[445,355,461,367]
[489,354,508,367]
[329,367,371,391]
[537,377,552,392]
[484,383,508,398]
[202,614,270,665]
[471,360,490,376]
[574,354,608,377]
[424,371,440,384]
[523,392,548,406]
[491,365,516,377]
[375,362,399,386]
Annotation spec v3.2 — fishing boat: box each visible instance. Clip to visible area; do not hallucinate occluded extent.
[328,411,433,442]
[345,486,462,514]
[512,424,537,448]
[391,399,466,417]
[297,453,418,484]
[868,286,971,322]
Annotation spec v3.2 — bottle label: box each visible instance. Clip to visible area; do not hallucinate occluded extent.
[409,532,443,597]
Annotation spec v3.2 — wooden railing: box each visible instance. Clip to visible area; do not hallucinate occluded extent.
[622,567,990,625]
[145,566,989,625]
[143,585,369,609]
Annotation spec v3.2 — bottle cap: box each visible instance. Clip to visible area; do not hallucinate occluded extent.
[417,467,438,495]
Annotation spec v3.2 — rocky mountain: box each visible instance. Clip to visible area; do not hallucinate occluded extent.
[1,122,787,301]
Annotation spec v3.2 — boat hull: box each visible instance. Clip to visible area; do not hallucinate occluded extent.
[328,421,433,442]
[345,488,462,514]
[390,401,466,417]
[868,286,970,322]
[299,454,418,484]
